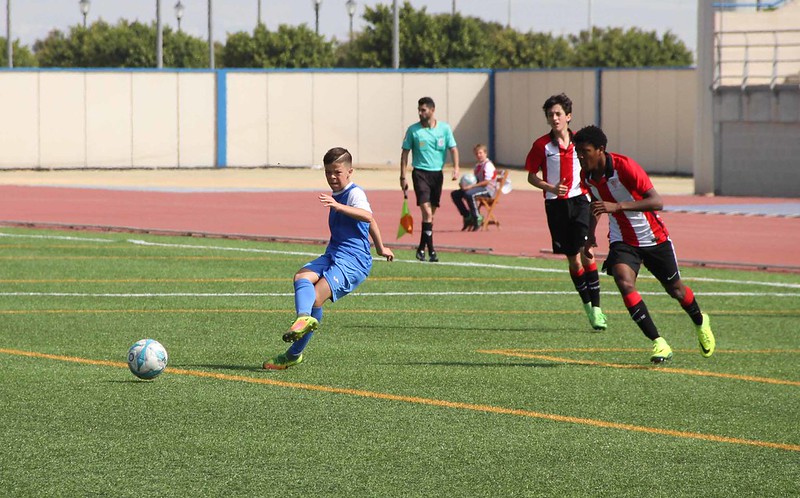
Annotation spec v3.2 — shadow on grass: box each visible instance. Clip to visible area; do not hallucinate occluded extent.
[345,324,559,333]
[185,364,266,373]
[394,361,562,368]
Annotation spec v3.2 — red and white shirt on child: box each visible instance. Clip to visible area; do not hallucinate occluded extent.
[525,131,590,201]
[582,152,669,247]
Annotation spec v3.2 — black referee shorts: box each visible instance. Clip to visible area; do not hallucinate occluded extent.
[412,169,444,208]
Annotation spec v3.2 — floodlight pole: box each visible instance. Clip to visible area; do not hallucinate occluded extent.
[314,0,322,36]
[79,0,91,28]
[175,0,184,32]
[587,0,593,40]
[156,0,163,68]
[346,0,356,42]
[392,0,399,68]
[6,0,11,68]
[208,0,214,69]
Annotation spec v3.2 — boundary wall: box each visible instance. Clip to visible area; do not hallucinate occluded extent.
[0,67,694,176]
[715,85,800,197]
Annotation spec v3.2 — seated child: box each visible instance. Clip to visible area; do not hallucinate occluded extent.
[451,143,497,231]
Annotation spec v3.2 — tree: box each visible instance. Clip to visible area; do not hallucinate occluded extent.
[488,29,573,69]
[223,24,335,68]
[343,2,568,69]
[34,20,209,68]
[346,3,497,68]
[0,38,38,67]
[569,27,693,67]
[345,2,691,69]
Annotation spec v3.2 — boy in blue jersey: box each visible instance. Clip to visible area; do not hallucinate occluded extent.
[263,147,394,370]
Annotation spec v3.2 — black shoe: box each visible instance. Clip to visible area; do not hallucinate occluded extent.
[428,251,439,262]
[415,249,425,261]
[461,215,473,231]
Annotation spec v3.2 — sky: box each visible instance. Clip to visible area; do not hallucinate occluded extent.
[5,0,699,55]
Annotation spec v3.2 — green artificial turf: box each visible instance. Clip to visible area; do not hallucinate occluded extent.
[0,228,798,497]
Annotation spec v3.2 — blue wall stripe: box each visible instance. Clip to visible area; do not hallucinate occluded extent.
[488,70,496,160]
[216,70,227,168]
[595,69,603,127]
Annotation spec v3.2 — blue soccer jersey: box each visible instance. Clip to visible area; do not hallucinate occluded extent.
[326,182,373,273]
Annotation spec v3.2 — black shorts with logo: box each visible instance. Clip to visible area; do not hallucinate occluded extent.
[603,240,681,284]
[544,196,590,256]
[412,169,444,208]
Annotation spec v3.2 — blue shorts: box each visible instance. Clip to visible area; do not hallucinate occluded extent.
[303,254,369,302]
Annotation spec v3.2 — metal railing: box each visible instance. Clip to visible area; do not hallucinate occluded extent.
[713,0,791,11]
[714,29,800,89]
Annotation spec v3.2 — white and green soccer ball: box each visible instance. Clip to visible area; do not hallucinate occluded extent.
[459,173,477,189]
[127,339,168,380]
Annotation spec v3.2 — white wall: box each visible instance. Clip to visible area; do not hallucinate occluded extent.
[494,69,596,168]
[0,71,216,169]
[225,70,491,169]
[0,68,690,176]
[493,68,694,175]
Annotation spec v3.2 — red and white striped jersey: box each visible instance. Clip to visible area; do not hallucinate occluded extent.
[525,131,589,200]
[474,159,498,196]
[583,152,669,247]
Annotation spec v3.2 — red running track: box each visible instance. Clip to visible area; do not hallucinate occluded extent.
[1,185,798,272]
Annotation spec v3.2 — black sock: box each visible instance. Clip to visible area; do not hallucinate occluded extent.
[422,222,434,253]
[680,286,703,326]
[569,269,591,305]
[585,267,601,307]
[624,292,660,341]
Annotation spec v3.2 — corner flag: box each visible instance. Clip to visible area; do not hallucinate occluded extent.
[397,192,414,239]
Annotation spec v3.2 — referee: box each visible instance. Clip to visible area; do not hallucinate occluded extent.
[400,97,460,262]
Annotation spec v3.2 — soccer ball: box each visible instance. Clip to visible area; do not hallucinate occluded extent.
[127,339,168,380]
[459,173,477,189]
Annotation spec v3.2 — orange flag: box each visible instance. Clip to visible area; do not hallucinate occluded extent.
[397,192,414,239]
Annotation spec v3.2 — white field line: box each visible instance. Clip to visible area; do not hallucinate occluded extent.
[0,233,114,243]
[1,232,798,291]
[127,239,800,290]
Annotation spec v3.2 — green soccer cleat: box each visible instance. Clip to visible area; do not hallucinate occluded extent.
[696,313,715,358]
[263,353,303,370]
[282,315,319,343]
[591,307,607,331]
[583,303,607,332]
[650,337,673,364]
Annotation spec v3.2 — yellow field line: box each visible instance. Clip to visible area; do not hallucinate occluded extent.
[480,349,800,386]
[1,347,797,453]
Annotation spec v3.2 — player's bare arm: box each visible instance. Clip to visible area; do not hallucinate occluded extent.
[450,147,460,180]
[369,222,395,262]
[591,188,664,216]
[527,171,566,196]
[400,149,410,191]
[318,194,373,222]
